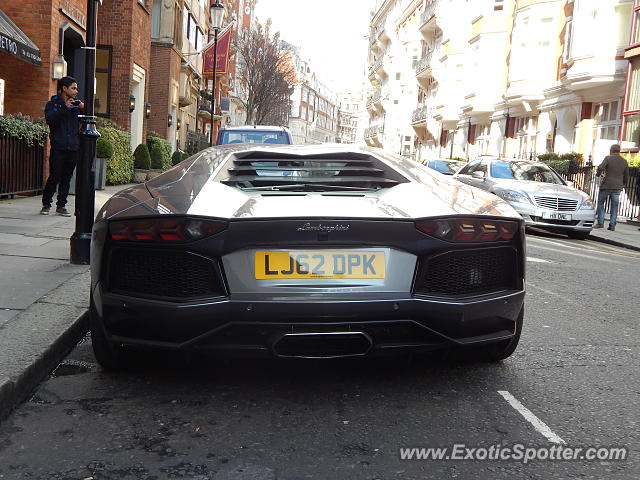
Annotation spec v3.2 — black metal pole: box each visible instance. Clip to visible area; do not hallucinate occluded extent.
[450,130,454,159]
[70,0,100,265]
[209,28,219,146]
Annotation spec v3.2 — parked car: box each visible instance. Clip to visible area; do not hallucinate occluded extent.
[422,158,466,175]
[454,157,595,239]
[216,125,293,145]
[90,144,525,369]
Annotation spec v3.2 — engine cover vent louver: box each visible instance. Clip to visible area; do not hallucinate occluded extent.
[220,151,409,190]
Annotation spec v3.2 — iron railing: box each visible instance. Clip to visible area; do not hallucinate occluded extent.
[186,130,210,153]
[0,136,45,197]
[412,106,430,124]
[561,165,640,219]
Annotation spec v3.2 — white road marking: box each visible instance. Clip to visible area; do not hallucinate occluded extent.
[527,243,626,264]
[528,236,640,258]
[497,390,566,445]
[526,256,553,263]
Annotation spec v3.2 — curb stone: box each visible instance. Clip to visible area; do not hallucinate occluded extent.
[0,271,90,422]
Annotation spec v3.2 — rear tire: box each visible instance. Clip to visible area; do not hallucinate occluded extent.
[567,230,590,240]
[90,302,127,371]
[459,306,524,362]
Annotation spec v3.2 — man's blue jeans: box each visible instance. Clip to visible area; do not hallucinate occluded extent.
[596,189,621,227]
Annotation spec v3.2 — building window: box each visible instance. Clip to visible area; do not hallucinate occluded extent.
[395,72,401,80]
[623,60,640,146]
[594,100,621,141]
[494,0,504,11]
[563,19,573,63]
[633,3,640,45]
[95,46,112,117]
[151,0,161,38]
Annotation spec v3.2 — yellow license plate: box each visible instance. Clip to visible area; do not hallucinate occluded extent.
[255,250,386,279]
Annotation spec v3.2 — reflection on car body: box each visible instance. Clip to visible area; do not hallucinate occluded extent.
[90,144,526,369]
[423,158,466,175]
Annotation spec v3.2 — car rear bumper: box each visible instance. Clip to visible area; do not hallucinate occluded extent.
[92,285,525,358]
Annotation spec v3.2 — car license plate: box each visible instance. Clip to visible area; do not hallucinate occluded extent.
[255,250,386,279]
[541,211,572,220]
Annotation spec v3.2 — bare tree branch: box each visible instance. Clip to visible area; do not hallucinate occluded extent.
[235,22,294,126]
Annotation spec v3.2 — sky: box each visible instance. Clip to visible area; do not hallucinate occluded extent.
[254,0,377,93]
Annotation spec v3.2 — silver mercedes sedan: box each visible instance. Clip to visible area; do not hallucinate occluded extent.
[454,158,595,239]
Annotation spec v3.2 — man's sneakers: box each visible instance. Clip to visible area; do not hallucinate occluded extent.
[39,206,71,216]
[607,225,616,231]
[593,223,604,229]
[55,208,72,217]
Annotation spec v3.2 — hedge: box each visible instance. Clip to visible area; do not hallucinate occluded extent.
[99,126,133,185]
[0,114,48,147]
[96,136,114,159]
[147,133,172,170]
[537,152,583,175]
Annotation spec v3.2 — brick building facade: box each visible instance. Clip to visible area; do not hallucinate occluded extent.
[97,0,152,149]
[1,0,152,181]
[1,0,89,119]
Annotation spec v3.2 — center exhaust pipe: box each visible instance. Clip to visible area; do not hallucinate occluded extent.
[272,331,373,359]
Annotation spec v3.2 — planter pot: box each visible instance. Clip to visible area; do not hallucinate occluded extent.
[132,169,148,183]
[70,157,108,194]
[146,169,164,180]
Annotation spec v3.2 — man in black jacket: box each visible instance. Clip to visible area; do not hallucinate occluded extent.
[40,76,84,216]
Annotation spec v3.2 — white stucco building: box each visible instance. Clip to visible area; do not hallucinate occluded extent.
[368,0,634,164]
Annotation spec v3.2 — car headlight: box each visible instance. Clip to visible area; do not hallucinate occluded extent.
[579,196,594,210]
[493,189,532,204]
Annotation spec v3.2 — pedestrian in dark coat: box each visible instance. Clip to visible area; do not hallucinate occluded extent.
[594,144,629,231]
[40,76,84,216]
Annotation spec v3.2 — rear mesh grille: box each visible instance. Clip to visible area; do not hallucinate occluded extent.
[415,247,518,297]
[108,249,225,300]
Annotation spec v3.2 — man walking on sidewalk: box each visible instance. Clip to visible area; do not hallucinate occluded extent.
[40,76,84,216]
[594,144,629,231]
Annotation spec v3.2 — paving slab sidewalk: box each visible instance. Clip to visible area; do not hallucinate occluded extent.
[0,185,133,421]
[588,218,640,252]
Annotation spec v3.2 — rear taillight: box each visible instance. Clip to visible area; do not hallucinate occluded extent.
[109,217,227,243]
[415,218,518,242]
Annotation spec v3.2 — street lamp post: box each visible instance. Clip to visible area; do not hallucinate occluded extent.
[209,1,224,146]
[70,0,101,265]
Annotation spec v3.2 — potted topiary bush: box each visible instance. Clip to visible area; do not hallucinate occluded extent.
[148,141,165,179]
[133,143,151,182]
[171,150,185,166]
[95,136,113,190]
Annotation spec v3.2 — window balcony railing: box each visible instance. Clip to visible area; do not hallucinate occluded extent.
[415,51,434,76]
[365,125,385,138]
[412,106,430,124]
[420,0,439,26]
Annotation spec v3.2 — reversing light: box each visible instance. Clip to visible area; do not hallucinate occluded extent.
[415,218,518,242]
[109,217,227,243]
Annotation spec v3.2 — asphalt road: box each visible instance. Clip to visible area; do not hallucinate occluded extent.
[0,231,638,480]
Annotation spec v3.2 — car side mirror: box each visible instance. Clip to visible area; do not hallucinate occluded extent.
[471,171,486,180]
[565,180,575,188]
